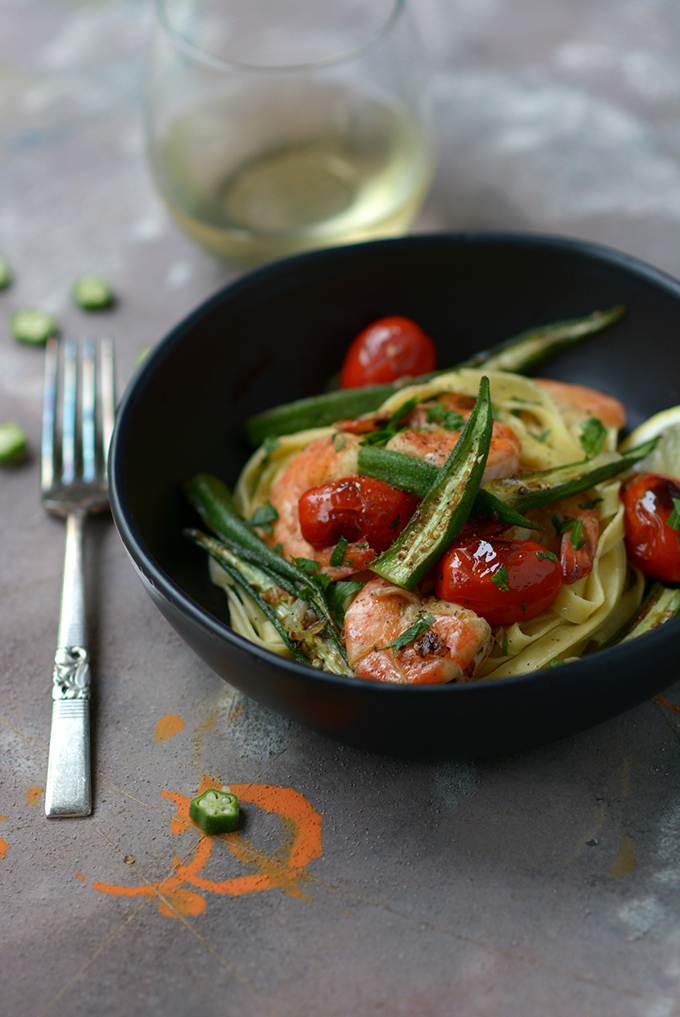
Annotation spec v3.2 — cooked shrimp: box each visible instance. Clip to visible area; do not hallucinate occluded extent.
[385,393,522,482]
[534,379,626,431]
[343,577,493,684]
[267,432,376,578]
[521,494,600,584]
[553,495,599,584]
[268,392,521,572]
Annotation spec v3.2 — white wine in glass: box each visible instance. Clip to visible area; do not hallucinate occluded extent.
[146,0,434,268]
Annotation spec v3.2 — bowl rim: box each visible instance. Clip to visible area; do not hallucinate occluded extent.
[110,229,680,697]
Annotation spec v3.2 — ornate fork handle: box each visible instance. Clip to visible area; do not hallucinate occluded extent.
[45,509,92,818]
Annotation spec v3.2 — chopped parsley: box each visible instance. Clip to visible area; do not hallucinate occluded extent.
[291,556,320,574]
[334,433,347,451]
[536,549,559,563]
[245,500,279,533]
[425,403,466,430]
[379,612,435,653]
[263,435,281,459]
[553,515,587,550]
[329,535,349,567]
[327,580,365,624]
[532,429,551,443]
[579,417,607,459]
[667,497,680,531]
[360,397,418,447]
[491,564,510,592]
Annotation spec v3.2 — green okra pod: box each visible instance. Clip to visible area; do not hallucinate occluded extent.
[357,444,540,529]
[370,377,493,589]
[457,305,626,374]
[185,527,310,664]
[483,439,658,512]
[358,439,657,518]
[604,581,680,647]
[245,306,627,446]
[183,473,351,669]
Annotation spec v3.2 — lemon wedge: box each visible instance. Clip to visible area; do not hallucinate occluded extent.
[619,405,680,479]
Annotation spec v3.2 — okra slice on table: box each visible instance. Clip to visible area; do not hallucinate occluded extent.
[72,274,115,310]
[10,309,59,344]
[0,256,11,289]
[0,421,27,464]
[189,788,240,835]
[370,376,493,590]
[245,306,626,445]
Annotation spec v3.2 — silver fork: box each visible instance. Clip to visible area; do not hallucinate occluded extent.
[41,336,115,818]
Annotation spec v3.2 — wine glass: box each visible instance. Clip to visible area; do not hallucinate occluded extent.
[144,0,435,269]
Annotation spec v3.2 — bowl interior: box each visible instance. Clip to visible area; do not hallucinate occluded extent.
[110,233,680,757]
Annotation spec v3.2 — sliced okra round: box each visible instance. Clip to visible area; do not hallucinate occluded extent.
[10,309,59,344]
[0,256,11,289]
[71,274,114,310]
[0,421,27,464]
[189,788,240,835]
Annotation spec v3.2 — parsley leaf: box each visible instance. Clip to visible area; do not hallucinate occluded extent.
[491,564,510,592]
[334,433,347,451]
[327,580,364,624]
[536,549,559,563]
[378,612,435,653]
[359,397,418,447]
[668,497,680,531]
[245,500,279,533]
[291,556,320,574]
[329,535,349,567]
[426,403,466,430]
[314,573,332,592]
[579,417,607,459]
[553,515,587,549]
[263,435,281,459]
[532,429,551,443]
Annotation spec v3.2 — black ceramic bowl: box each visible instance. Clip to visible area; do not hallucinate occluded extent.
[110,232,680,759]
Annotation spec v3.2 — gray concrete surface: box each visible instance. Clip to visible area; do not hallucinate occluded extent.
[1,1,680,1015]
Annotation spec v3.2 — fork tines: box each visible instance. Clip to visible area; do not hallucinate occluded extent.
[41,336,115,509]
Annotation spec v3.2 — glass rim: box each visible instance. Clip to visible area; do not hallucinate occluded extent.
[154,0,406,74]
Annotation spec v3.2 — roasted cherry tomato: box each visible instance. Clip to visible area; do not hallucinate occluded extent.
[298,475,415,553]
[620,471,680,582]
[339,316,436,388]
[435,537,563,626]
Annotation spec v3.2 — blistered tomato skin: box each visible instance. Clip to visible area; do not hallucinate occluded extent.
[298,475,415,553]
[620,472,680,582]
[435,538,563,626]
[339,316,437,388]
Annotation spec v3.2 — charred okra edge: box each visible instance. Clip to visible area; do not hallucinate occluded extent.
[603,581,680,648]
